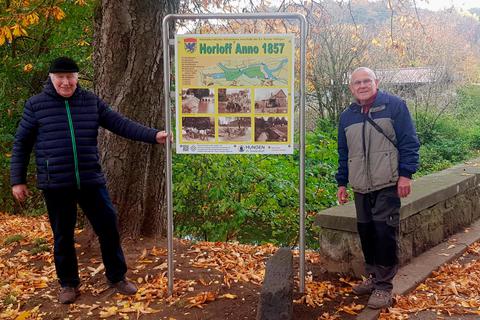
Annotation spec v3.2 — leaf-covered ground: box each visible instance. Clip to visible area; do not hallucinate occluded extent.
[1,212,479,319]
[380,239,480,320]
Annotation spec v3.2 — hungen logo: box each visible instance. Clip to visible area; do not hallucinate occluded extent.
[184,38,197,53]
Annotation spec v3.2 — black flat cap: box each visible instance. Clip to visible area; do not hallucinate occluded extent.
[49,56,79,73]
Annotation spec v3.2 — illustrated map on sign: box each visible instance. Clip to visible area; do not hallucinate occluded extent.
[200,58,289,86]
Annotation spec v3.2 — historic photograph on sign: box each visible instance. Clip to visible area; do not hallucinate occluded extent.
[218,88,251,113]
[218,117,252,142]
[182,88,215,114]
[181,117,215,142]
[254,88,288,113]
[254,116,288,142]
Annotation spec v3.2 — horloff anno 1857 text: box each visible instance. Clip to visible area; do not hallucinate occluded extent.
[199,42,285,54]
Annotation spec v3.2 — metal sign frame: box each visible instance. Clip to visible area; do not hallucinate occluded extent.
[162,12,307,295]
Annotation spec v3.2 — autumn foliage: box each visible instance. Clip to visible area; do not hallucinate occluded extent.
[0,0,94,214]
[0,0,72,46]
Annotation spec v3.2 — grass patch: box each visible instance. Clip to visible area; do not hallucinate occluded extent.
[2,293,17,306]
[3,234,25,245]
[30,237,50,255]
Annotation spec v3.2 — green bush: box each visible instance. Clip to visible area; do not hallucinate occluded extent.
[173,121,338,248]
[417,145,454,175]
[414,86,480,176]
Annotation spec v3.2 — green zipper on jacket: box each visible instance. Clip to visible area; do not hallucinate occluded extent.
[46,159,50,184]
[65,100,80,189]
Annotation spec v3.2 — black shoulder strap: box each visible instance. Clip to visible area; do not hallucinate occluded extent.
[365,116,397,148]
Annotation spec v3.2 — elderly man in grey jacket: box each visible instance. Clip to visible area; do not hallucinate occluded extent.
[335,67,420,309]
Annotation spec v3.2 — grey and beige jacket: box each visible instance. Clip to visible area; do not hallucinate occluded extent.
[335,91,420,194]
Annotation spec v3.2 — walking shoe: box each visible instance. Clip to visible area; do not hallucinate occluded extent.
[58,286,80,304]
[108,279,138,295]
[367,289,393,309]
[352,276,374,295]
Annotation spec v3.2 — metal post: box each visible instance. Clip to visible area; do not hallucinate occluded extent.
[298,14,307,294]
[162,12,307,294]
[162,17,174,296]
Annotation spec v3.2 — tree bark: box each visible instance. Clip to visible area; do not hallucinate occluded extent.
[93,0,179,239]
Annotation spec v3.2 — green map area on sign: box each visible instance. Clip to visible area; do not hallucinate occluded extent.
[200,58,289,86]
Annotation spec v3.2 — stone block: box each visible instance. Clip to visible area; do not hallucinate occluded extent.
[318,229,361,262]
[318,229,365,276]
[316,158,480,274]
[412,223,431,256]
[398,233,413,265]
[427,205,444,232]
[445,197,455,209]
[444,199,473,237]
[443,206,459,237]
[401,213,422,233]
[428,225,445,247]
[471,191,480,220]
[257,248,293,320]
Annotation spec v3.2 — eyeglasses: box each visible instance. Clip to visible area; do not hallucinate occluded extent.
[352,79,374,87]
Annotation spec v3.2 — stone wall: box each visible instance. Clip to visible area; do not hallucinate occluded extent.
[314,160,480,276]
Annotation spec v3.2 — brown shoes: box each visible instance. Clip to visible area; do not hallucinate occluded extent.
[352,276,374,295]
[58,280,136,304]
[367,289,393,309]
[108,279,138,295]
[59,286,80,304]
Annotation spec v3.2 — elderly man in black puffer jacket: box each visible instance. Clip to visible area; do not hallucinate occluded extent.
[10,57,168,304]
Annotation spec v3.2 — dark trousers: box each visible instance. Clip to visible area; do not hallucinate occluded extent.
[43,186,127,287]
[354,186,400,291]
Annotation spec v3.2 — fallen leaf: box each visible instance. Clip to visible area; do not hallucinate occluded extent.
[99,306,118,318]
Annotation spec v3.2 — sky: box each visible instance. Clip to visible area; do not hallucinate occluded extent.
[416,0,480,11]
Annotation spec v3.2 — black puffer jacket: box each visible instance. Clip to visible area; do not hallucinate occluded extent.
[10,79,158,190]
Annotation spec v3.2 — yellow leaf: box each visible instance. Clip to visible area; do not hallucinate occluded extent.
[3,26,13,42]
[0,33,5,46]
[219,293,237,299]
[139,248,148,260]
[141,306,161,314]
[100,306,118,318]
[338,303,364,315]
[371,38,380,46]
[416,283,429,291]
[25,12,40,26]
[12,24,27,37]
[75,0,87,5]
[11,25,20,37]
[461,301,471,307]
[52,6,66,20]
[449,281,459,295]
[33,280,48,288]
[15,306,39,320]
[21,13,39,27]
[14,310,31,320]
[23,63,33,73]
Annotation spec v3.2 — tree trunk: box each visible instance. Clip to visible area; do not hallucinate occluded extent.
[93,0,179,239]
